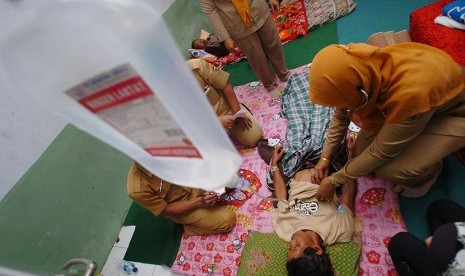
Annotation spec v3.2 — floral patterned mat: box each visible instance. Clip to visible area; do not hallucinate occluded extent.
[356,176,407,276]
[170,65,308,276]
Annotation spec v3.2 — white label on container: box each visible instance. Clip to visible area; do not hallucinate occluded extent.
[66,63,201,158]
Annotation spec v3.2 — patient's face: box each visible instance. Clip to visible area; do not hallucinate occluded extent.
[288,230,323,261]
[288,231,312,261]
[193,39,207,49]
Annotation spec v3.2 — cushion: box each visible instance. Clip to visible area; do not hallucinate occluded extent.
[237,231,361,276]
[442,0,465,23]
[304,0,357,30]
[410,0,465,66]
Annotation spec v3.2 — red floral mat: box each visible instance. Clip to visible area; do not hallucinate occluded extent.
[273,0,309,44]
[410,0,465,66]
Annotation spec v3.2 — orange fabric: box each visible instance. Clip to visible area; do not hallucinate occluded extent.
[309,42,465,131]
[231,0,254,27]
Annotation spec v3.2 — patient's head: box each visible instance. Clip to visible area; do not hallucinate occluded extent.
[286,230,334,276]
[192,39,207,50]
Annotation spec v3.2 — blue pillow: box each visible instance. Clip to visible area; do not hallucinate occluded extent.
[442,0,465,23]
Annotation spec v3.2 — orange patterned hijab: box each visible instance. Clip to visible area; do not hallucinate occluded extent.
[231,0,253,27]
[308,42,465,131]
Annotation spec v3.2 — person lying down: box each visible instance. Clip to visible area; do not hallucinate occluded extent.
[270,145,361,275]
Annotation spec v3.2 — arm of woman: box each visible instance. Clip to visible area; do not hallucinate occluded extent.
[222,82,253,131]
[222,82,241,114]
[331,109,436,185]
[317,109,436,201]
[312,108,350,183]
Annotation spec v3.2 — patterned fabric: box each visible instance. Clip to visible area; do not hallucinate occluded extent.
[281,70,335,177]
[170,65,308,276]
[273,0,309,44]
[356,176,407,276]
[367,30,411,47]
[304,0,357,30]
[237,231,361,276]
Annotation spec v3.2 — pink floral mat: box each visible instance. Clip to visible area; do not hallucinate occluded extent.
[356,176,407,276]
[170,66,308,276]
[170,65,406,276]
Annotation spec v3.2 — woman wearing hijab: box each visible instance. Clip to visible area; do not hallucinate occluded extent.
[308,42,465,199]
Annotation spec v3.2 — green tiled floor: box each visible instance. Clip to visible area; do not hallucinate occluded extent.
[0,125,132,275]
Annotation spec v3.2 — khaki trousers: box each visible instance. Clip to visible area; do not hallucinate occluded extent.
[235,15,288,92]
[353,91,465,187]
[170,206,236,236]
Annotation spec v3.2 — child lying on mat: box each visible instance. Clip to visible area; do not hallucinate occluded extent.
[191,33,230,58]
[270,145,360,275]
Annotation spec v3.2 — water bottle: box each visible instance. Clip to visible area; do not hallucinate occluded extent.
[117,260,138,275]
[1,0,242,191]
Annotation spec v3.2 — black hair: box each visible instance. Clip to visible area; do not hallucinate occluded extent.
[286,247,334,276]
[191,39,200,49]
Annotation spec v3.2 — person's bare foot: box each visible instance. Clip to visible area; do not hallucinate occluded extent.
[269,88,281,99]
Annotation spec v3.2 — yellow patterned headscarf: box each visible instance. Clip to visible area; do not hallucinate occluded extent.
[309,42,465,131]
[232,0,253,27]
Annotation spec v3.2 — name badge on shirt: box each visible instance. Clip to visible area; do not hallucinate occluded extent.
[291,200,319,216]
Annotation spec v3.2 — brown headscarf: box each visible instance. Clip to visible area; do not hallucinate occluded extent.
[231,0,254,27]
[308,42,465,131]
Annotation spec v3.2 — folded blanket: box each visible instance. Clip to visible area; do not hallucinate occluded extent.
[435,15,465,30]
[442,0,465,24]
[281,70,347,177]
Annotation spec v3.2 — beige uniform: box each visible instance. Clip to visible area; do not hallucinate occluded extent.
[271,181,357,245]
[187,59,263,146]
[324,90,465,187]
[198,0,288,91]
[127,163,235,236]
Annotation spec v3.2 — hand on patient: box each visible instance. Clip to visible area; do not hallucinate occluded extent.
[316,177,336,202]
[235,116,252,131]
[224,38,240,54]
[220,115,235,129]
[311,157,331,184]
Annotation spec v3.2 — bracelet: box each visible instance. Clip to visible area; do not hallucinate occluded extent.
[329,175,342,187]
[321,157,330,162]
[271,166,279,172]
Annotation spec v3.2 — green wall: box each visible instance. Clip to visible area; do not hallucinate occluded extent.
[163,1,212,59]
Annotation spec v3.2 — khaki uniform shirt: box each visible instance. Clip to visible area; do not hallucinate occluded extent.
[271,181,357,245]
[324,92,465,185]
[186,59,232,116]
[127,163,205,216]
[198,0,271,41]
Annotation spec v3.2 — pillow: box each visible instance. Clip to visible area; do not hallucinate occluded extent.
[304,0,357,30]
[188,48,222,68]
[442,0,465,23]
[237,231,361,276]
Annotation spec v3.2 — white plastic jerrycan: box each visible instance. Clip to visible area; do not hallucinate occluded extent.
[1,0,242,191]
